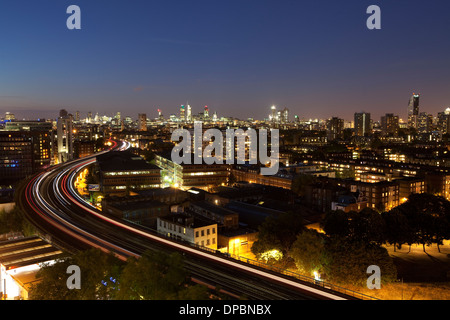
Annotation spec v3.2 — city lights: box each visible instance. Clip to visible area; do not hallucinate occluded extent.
[1,1,449,305]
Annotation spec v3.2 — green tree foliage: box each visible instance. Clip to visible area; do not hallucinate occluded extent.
[251,211,305,260]
[29,248,123,300]
[320,209,350,239]
[349,208,386,245]
[29,256,78,300]
[29,249,210,300]
[0,206,36,237]
[392,193,450,252]
[322,208,386,245]
[323,237,397,286]
[290,229,328,276]
[116,250,208,300]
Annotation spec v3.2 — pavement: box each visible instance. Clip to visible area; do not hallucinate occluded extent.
[385,240,450,283]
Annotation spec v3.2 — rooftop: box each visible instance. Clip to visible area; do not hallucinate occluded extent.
[191,200,239,217]
[97,150,160,172]
[159,212,217,229]
[0,236,64,270]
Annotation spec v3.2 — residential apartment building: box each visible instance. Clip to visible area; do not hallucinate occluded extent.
[157,214,218,250]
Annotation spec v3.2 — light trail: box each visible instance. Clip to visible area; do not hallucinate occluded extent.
[57,142,348,300]
[24,139,349,300]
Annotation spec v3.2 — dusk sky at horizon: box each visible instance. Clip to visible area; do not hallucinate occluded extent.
[2,0,450,122]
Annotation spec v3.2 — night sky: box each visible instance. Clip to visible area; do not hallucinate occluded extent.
[1,0,450,122]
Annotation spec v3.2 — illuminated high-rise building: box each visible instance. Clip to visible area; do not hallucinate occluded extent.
[417,112,432,133]
[326,117,344,141]
[157,108,164,121]
[408,93,420,116]
[407,93,420,128]
[354,112,371,137]
[138,113,147,131]
[281,107,289,124]
[270,106,277,123]
[186,104,192,122]
[381,113,399,136]
[204,106,209,120]
[57,109,74,163]
[180,105,186,122]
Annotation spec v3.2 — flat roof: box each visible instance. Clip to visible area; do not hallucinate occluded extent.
[97,150,160,172]
[219,227,258,238]
[159,212,217,229]
[0,236,64,270]
[191,200,238,217]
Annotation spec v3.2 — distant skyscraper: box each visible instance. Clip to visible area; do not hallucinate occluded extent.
[204,106,209,120]
[270,106,277,123]
[180,105,185,122]
[57,109,74,163]
[326,117,344,141]
[381,113,399,136]
[186,104,192,122]
[408,93,420,129]
[417,112,432,133]
[138,113,147,131]
[437,108,450,134]
[281,107,289,124]
[408,93,420,116]
[157,108,164,121]
[354,112,371,137]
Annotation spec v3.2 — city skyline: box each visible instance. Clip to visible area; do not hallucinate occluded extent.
[2,1,450,121]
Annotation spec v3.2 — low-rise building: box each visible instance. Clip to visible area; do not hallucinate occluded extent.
[217,227,258,256]
[0,236,64,300]
[190,201,239,229]
[155,152,229,189]
[97,150,161,195]
[101,196,170,228]
[157,214,218,250]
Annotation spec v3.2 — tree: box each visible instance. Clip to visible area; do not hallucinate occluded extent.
[29,248,124,300]
[321,208,386,245]
[251,211,305,260]
[320,210,350,239]
[382,208,413,251]
[395,193,450,252]
[290,229,327,277]
[349,208,386,245]
[29,249,209,300]
[0,206,36,237]
[323,237,397,287]
[116,250,208,300]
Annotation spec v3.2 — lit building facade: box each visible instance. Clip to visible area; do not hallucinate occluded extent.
[157,214,218,250]
[56,109,74,163]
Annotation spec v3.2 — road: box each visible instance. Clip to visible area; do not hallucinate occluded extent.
[16,141,354,300]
